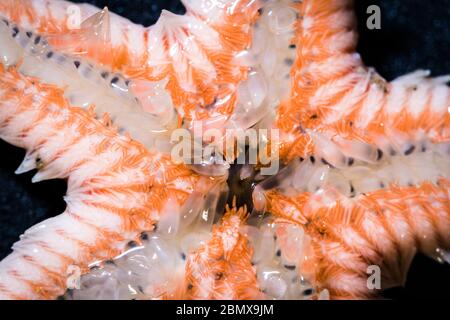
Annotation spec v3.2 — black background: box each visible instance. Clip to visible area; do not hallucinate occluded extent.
[0,0,449,299]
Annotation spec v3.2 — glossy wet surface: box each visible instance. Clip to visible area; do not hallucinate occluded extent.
[0,0,449,299]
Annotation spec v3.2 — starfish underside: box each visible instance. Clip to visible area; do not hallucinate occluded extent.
[0,0,448,300]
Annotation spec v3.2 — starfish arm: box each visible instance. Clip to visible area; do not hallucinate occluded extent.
[290,0,361,114]
[266,179,450,299]
[0,0,261,123]
[182,205,263,300]
[0,65,217,299]
[276,0,449,162]
[0,0,151,69]
[260,0,450,299]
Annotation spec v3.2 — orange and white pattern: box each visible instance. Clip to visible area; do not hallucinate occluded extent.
[0,0,260,124]
[259,0,450,299]
[0,0,448,300]
[0,64,218,299]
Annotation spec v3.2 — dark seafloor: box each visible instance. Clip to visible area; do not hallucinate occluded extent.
[0,0,449,299]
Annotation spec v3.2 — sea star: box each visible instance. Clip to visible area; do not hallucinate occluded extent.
[0,0,448,300]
